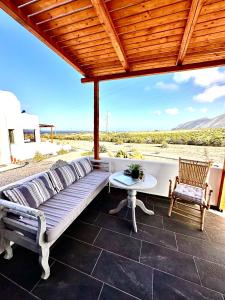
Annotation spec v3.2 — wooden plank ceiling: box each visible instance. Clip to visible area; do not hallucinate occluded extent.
[1,0,225,82]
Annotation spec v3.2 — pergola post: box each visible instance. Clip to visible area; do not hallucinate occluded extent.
[94,80,100,160]
[50,126,53,143]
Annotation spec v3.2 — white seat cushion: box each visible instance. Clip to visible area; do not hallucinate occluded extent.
[17,170,109,242]
[172,183,206,205]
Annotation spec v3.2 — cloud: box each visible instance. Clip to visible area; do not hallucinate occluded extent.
[194,84,225,103]
[200,107,208,113]
[155,81,178,91]
[165,107,179,115]
[173,67,225,87]
[153,110,161,116]
[187,106,195,112]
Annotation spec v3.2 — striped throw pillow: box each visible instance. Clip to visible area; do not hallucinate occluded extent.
[71,158,93,178]
[3,173,57,208]
[48,164,78,192]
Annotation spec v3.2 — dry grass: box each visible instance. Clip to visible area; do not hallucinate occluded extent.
[55,140,225,164]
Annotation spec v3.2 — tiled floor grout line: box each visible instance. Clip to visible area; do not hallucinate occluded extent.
[94,212,102,224]
[97,282,104,300]
[152,269,154,300]
[63,224,225,268]
[174,232,179,251]
[53,238,218,294]
[151,268,225,297]
[47,254,142,299]
[193,256,202,287]
[91,249,103,276]
[139,240,142,263]
[92,227,102,245]
[30,260,56,293]
[0,271,41,300]
[50,252,225,298]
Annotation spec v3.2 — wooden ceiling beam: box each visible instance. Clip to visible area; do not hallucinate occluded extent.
[81,58,225,83]
[0,0,87,76]
[91,0,129,71]
[177,0,204,65]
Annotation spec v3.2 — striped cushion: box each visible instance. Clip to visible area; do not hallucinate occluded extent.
[48,164,78,192]
[71,158,93,178]
[3,173,57,208]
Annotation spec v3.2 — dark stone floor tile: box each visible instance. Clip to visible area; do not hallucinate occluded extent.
[97,196,128,218]
[127,207,163,229]
[155,205,199,226]
[96,213,131,235]
[163,218,208,240]
[0,246,42,290]
[132,223,177,250]
[65,220,100,244]
[205,212,225,229]
[153,270,223,300]
[51,235,101,274]
[195,258,225,294]
[140,241,200,284]
[99,285,137,300]
[77,208,100,224]
[93,251,153,300]
[94,229,141,261]
[149,196,170,208]
[0,274,38,300]
[153,205,168,217]
[177,234,225,266]
[33,261,102,300]
[205,227,225,246]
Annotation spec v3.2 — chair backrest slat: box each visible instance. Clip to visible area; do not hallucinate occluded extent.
[179,158,210,188]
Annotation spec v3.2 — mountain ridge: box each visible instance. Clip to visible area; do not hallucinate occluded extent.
[173,113,225,130]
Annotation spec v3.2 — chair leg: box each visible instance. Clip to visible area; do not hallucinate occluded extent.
[200,207,206,231]
[168,197,175,217]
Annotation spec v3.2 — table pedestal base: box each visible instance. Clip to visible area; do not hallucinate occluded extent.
[109,190,154,232]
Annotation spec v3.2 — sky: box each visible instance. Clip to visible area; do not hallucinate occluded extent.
[0,9,224,132]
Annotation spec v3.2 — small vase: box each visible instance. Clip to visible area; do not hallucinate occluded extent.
[131,170,140,179]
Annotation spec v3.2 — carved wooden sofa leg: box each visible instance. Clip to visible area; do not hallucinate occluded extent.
[39,245,50,280]
[0,208,13,260]
[0,236,13,260]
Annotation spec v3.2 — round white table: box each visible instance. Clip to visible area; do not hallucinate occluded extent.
[109,171,157,232]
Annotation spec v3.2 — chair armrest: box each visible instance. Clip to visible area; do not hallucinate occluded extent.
[203,184,213,208]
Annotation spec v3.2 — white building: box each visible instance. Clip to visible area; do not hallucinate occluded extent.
[0,91,70,164]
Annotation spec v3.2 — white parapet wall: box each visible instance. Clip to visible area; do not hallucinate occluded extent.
[10,142,72,161]
[102,157,222,207]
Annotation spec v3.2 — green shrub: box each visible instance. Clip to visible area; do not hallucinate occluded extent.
[130,151,144,159]
[33,151,45,162]
[57,149,69,155]
[81,151,93,156]
[115,149,129,158]
[92,144,107,153]
[161,141,168,148]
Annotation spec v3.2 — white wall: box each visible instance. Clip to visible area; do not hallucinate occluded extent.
[0,91,43,163]
[103,157,222,206]
[0,112,11,164]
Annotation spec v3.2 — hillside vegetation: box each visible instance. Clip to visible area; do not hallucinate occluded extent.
[42,128,225,147]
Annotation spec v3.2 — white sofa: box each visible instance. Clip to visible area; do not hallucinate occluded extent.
[0,158,110,279]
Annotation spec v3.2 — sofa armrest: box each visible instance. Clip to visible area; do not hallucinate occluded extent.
[0,199,46,245]
[90,159,111,173]
[0,199,44,219]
